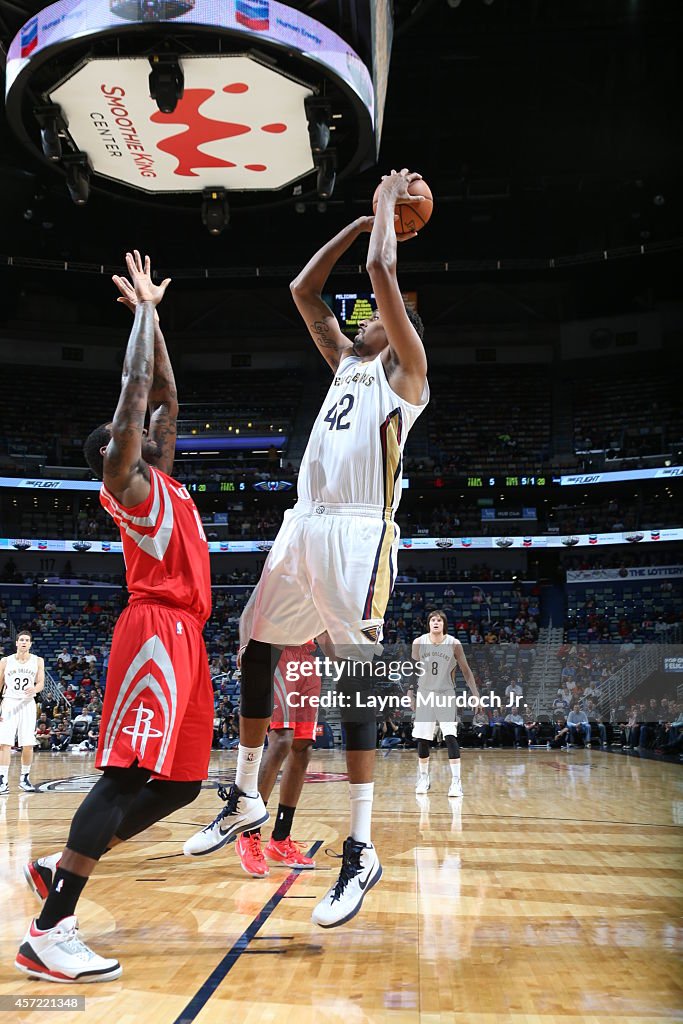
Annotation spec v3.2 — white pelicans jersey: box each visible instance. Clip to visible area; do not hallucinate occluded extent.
[297,354,429,515]
[414,635,459,692]
[2,653,39,699]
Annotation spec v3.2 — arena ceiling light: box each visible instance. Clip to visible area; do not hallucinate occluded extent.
[201,187,229,236]
[315,151,336,199]
[33,101,67,161]
[148,53,185,115]
[62,151,91,205]
[304,95,332,155]
[4,0,384,214]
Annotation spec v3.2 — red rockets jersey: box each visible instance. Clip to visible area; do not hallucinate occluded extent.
[100,465,212,625]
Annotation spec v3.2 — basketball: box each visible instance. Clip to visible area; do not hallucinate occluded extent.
[372,178,434,240]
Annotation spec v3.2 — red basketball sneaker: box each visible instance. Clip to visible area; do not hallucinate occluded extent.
[235,832,269,878]
[265,836,316,869]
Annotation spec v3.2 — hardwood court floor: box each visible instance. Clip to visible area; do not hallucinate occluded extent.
[1,748,681,1024]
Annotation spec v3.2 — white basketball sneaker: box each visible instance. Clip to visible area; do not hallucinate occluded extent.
[448,778,464,798]
[311,837,382,929]
[415,774,430,795]
[24,852,62,902]
[19,774,39,793]
[183,784,268,857]
[0,773,8,795]
[15,916,122,983]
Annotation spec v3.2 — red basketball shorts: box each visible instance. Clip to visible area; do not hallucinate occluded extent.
[270,644,322,742]
[96,601,214,781]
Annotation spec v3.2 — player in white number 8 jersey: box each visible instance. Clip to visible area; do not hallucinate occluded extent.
[184,169,429,929]
[0,630,45,793]
[411,612,479,798]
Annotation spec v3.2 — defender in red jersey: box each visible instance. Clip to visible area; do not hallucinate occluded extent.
[236,640,322,876]
[16,251,216,984]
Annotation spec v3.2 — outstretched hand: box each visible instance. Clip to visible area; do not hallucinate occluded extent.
[112,272,161,322]
[379,168,425,204]
[121,250,171,307]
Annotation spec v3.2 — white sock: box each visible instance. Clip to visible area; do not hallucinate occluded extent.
[0,764,9,784]
[349,782,374,846]
[418,759,430,777]
[450,761,461,780]
[21,768,31,779]
[235,745,262,797]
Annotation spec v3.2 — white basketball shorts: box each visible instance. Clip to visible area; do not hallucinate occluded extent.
[247,501,399,662]
[0,697,37,747]
[412,686,459,741]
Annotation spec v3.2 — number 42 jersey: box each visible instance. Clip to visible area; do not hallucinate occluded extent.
[297,354,429,515]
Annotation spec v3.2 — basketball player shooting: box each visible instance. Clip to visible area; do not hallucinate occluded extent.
[15,251,215,983]
[184,168,430,928]
[0,629,45,794]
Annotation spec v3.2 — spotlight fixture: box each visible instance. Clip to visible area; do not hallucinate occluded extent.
[62,152,91,205]
[304,96,332,155]
[201,187,229,235]
[149,54,185,114]
[34,104,68,162]
[315,150,336,199]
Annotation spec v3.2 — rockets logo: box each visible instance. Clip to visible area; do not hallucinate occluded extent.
[20,17,38,58]
[151,85,288,177]
[122,701,163,759]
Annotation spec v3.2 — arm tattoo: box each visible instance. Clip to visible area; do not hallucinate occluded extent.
[310,320,338,351]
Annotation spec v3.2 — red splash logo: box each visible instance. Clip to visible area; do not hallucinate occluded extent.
[151,83,288,177]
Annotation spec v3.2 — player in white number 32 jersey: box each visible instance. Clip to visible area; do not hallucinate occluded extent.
[0,630,45,793]
[185,169,429,928]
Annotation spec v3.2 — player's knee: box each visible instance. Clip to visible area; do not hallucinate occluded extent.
[161,779,202,809]
[291,738,313,759]
[240,640,276,718]
[445,735,460,760]
[416,739,431,759]
[343,721,376,751]
[67,766,150,859]
[268,729,293,757]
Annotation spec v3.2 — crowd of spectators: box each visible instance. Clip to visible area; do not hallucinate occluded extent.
[8,487,680,543]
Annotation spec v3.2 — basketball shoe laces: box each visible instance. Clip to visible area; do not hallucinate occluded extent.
[203,784,240,831]
[244,832,263,858]
[55,922,95,962]
[328,842,363,903]
[277,836,305,856]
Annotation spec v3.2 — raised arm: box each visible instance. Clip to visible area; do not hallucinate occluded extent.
[289,218,372,371]
[104,251,170,507]
[367,169,428,403]
[112,269,177,476]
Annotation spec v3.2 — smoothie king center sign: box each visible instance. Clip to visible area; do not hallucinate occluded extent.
[49,55,315,191]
